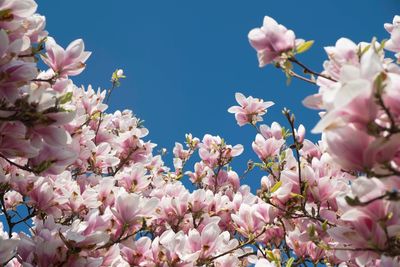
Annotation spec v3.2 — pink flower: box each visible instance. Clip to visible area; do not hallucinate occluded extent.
[116,163,151,193]
[322,38,359,80]
[295,124,306,143]
[303,39,373,112]
[231,203,274,237]
[158,192,189,220]
[228,93,274,126]
[179,221,234,261]
[120,236,154,266]
[186,162,210,184]
[0,60,37,102]
[379,256,400,267]
[188,189,213,213]
[173,142,190,160]
[28,178,58,214]
[385,16,400,54]
[111,190,158,226]
[199,134,243,168]
[0,0,37,21]
[25,14,48,43]
[4,190,23,210]
[248,16,297,67]
[383,73,400,118]
[0,222,18,265]
[41,37,91,76]
[323,124,400,172]
[259,122,283,140]
[91,142,120,172]
[324,126,372,170]
[0,122,39,158]
[63,219,109,249]
[30,144,77,175]
[252,133,285,161]
[312,50,381,133]
[254,258,276,267]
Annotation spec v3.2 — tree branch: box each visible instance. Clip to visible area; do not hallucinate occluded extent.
[0,153,36,174]
[207,228,267,262]
[289,57,337,83]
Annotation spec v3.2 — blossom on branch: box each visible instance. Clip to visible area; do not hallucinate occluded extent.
[228,92,274,126]
[248,16,299,67]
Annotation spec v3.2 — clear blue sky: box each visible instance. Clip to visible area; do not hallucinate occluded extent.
[37,1,398,190]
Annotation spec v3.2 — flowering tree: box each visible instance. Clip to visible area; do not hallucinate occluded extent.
[0,0,400,266]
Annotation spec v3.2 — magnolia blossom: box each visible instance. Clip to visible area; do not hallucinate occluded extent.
[0,222,18,265]
[385,15,400,58]
[254,258,276,267]
[231,202,275,237]
[111,189,159,226]
[42,37,91,76]
[198,134,243,168]
[228,92,274,126]
[248,16,297,67]
[252,133,285,161]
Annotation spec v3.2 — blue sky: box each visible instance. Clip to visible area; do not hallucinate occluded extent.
[37,1,399,190]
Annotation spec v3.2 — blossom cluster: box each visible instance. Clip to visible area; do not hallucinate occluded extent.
[1,1,400,267]
[243,14,400,266]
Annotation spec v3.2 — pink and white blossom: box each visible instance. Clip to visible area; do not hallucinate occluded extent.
[228,92,274,126]
[248,16,297,67]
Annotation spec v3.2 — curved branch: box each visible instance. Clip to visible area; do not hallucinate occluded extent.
[288,70,316,84]
[207,228,267,262]
[0,154,35,174]
[289,57,337,83]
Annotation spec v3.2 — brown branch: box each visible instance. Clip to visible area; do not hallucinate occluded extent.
[31,78,56,85]
[174,146,197,180]
[376,92,397,133]
[238,162,254,180]
[14,208,35,231]
[267,199,334,226]
[94,82,117,145]
[0,154,36,174]
[288,70,317,85]
[346,191,400,207]
[207,228,267,262]
[18,53,35,58]
[0,199,36,239]
[289,57,337,83]
[237,251,257,259]
[112,148,137,176]
[283,109,306,212]
[12,209,36,225]
[213,165,223,194]
[331,246,386,253]
[97,223,144,250]
[0,194,14,238]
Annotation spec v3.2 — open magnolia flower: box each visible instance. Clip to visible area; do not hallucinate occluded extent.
[385,15,400,60]
[41,37,91,77]
[228,92,274,126]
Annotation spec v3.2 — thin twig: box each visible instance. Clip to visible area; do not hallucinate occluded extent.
[0,154,35,174]
[288,70,316,85]
[94,82,117,144]
[31,78,56,85]
[289,57,337,82]
[0,195,13,238]
[112,148,137,176]
[347,191,400,207]
[376,92,396,133]
[284,110,305,212]
[208,228,267,262]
